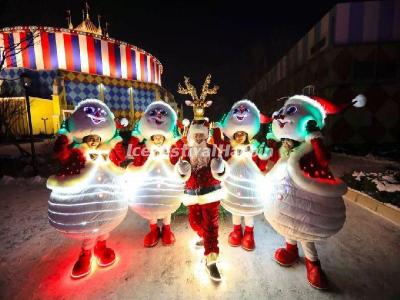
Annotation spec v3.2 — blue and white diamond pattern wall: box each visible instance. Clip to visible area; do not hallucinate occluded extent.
[133,88,155,112]
[65,81,99,106]
[104,85,130,110]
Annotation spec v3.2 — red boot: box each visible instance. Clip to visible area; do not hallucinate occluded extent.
[144,223,160,247]
[305,258,328,290]
[71,248,92,279]
[94,240,116,267]
[161,224,176,246]
[241,226,255,251]
[228,224,243,247]
[274,242,299,267]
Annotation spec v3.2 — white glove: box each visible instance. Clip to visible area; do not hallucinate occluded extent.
[211,157,225,174]
[177,159,191,176]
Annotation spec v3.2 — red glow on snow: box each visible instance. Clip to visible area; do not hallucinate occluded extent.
[32,236,139,299]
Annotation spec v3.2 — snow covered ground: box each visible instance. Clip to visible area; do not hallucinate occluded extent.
[0,179,399,300]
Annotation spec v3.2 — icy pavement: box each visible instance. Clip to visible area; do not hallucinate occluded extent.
[0,183,399,300]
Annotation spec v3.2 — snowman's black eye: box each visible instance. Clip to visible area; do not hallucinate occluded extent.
[149,110,156,116]
[160,110,167,116]
[83,106,95,114]
[100,109,107,117]
[233,108,239,114]
[286,106,297,115]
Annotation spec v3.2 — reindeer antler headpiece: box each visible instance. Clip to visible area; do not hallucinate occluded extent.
[178,74,219,120]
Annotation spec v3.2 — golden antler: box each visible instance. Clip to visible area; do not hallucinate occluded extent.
[177,76,199,101]
[177,74,218,120]
[199,74,219,101]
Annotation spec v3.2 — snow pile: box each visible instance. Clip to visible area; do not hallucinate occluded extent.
[352,170,400,193]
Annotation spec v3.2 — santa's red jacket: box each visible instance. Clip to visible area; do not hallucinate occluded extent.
[174,139,225,206]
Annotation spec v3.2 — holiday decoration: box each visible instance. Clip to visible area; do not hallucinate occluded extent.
[216,99,273,251]
[47,99,127,279]
[263,94,366,289]
[176,75,226,282]
[125,101,188,247]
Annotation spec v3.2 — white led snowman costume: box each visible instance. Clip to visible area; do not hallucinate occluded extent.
[216,100,272,251]
[47,99,127,278]
[126,101,190,247]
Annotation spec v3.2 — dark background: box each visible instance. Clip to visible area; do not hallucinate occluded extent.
[0,0,344,118]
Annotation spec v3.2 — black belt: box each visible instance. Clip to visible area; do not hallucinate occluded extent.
[185,185,221,196]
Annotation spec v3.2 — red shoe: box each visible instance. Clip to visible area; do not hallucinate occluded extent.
[228,224,243,247]
[94,240,116,267]
[274,242,299,267]
[241,226,255,251]
[161,225,176,246]
[144,223,160,247]
[305,258,328,290]
[71,248,92,279]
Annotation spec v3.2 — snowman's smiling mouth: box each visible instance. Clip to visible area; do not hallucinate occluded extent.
[277,120,290,128]
[87,114,106,125]
[235,114,247,121]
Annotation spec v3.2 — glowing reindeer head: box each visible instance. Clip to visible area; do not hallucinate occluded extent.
[178,74,219,120]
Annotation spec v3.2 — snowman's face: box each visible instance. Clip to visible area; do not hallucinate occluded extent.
[223,100,260,140]
[272,102,321,142]
[139,102,176,140]
[69,101,116,143]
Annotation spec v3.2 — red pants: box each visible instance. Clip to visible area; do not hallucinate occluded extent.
[188,201,220,256]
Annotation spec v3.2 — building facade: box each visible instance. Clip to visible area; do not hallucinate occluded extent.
[246,1,400,146]
[0,9,181,136]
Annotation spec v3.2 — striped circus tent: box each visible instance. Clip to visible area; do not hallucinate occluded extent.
[0,26,162,85]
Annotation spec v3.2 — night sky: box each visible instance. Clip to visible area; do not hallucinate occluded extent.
[0,0,342,118]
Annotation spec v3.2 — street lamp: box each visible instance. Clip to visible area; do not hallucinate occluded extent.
[20,72,38,175]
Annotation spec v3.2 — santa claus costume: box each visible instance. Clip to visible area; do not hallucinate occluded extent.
[213,100,273,251]
[47,99,127,279]
[176,119,227,281]
[264,94,366,289]
[126,101,189,247]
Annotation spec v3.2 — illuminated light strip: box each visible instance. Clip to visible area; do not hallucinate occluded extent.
[0,34,4,63]
[226,174,262,183]
[108,42,116,77]
[223,186,261,200]
[78,34,89,73]
[12,32,23,67]
[33,32,44,69]
[222,191,262,204]
[131,202,178,206]
[48,207,126,215]
[50,191,123,201]
[48,200,122,207]
[223,179,260,191]
[135,49,141,81]
[136,187,184,192]
[55,32,66,69]
[101,39,110,76]
[51,183,120,191]
[48,199,122,206]
[120,44,127,79]
[133,194,181,198]
[48,215,122,226]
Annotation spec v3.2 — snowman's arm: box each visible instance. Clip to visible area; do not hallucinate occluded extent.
[109,142,126,167]
[169,139,186,165]
[53,134,73,163]
[212,127,232,161]
[127,136,148,167]
[308,135,331,168]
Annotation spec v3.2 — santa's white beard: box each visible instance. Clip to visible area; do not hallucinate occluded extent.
[189,141,210,171]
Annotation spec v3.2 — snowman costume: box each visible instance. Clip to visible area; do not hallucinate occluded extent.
[264,94,366,289]
[214,100,272,251]
[126,101,189,247]
[47,99,127,279]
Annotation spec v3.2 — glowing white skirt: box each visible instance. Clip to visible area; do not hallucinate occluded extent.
[263,159,346,242]
[221,155,265,217]
[127,157,184,220]
[47,160,127,240]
